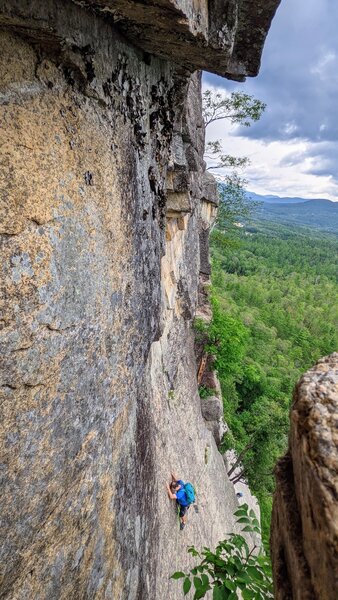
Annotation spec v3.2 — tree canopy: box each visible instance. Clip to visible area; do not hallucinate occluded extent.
[209,220,338,536]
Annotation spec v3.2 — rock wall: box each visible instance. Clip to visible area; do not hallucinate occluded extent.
[271,354,338,600]
[0,1,279,598]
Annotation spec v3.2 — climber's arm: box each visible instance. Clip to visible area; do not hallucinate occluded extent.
[171,471,178,482]
[166,482,177,500]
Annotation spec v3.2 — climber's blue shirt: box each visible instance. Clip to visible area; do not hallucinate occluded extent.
[175,480,189,506]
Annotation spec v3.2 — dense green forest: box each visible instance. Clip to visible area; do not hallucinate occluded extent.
[208,220,338,536]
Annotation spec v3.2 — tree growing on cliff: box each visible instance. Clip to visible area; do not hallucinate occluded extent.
[202,89,265,237]
[203,90,265,130]
[203,89,265,173]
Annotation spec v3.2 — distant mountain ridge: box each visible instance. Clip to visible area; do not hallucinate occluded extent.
[247,192,338,234]
[246,191,334,205]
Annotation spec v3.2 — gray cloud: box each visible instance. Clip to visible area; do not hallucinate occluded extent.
[206,1,338,139]
[203,0,338,193]
[279,151,305,168]
[280,142,338,178]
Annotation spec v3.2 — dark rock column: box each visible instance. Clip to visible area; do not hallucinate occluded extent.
[271,353,338,600]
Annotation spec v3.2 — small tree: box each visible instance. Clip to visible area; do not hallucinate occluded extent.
[171,504,273,600]
[203,90,266,129]
[202,89,265,235]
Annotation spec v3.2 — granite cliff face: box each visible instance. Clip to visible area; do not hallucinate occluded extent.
[271,354,338,600]
[0,1,280,598]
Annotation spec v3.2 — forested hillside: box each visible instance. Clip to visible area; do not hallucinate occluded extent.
[209,220,338,535]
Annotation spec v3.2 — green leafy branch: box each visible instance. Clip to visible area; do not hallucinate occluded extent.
[202,90,266,129]
[171,504,273,600]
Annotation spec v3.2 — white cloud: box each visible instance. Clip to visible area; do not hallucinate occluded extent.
[203,0,338,196]
[283,122,299,136]
[204,84,338,201]
[311,51,336,76]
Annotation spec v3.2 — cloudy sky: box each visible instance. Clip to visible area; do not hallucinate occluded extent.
[203,0,338,201]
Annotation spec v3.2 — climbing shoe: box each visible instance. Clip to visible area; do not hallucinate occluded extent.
[180,522,185,531]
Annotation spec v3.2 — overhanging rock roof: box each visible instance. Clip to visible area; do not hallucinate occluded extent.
[73,0,282,80]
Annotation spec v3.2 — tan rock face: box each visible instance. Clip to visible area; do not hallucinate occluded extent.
[0,19,178,598]
[271,354,338,600]
[0,1,278,598]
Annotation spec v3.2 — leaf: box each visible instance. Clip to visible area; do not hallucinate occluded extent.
[224,579,236,592]
[236,571,251,584]
[241,526,254,532]
[233,556,242,570]
[247,566,264,581]
[188,547,200,557]
[223,563,235,576]
[171,571,186,579]
[214,558,228,568]
[242,541,250,558]
[236,517,251,524]
[232,534,246,546]
[213,585,228,600]
[183,577,192,595]
[201,574,209,587]
[193,576,203,589]
[234,508,248,517]
[242,589,256,600]
[194,588,207,600]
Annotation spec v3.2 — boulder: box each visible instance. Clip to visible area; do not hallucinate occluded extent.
[201,395,223,421]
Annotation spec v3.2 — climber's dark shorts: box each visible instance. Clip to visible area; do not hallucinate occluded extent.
[177,502,190,518]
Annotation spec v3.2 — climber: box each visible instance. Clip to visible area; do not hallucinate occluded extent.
[166,472,195,531]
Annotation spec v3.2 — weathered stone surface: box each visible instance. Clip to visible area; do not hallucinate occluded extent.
[0,1,278,598]
[196,274,213,322]
[199,156,219,276]
[271,353,338,600]
[166,191,191,215]
[73,0,281,79]
[205,417,228,447]
[201,395,223,421]
[201,171,219,207]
